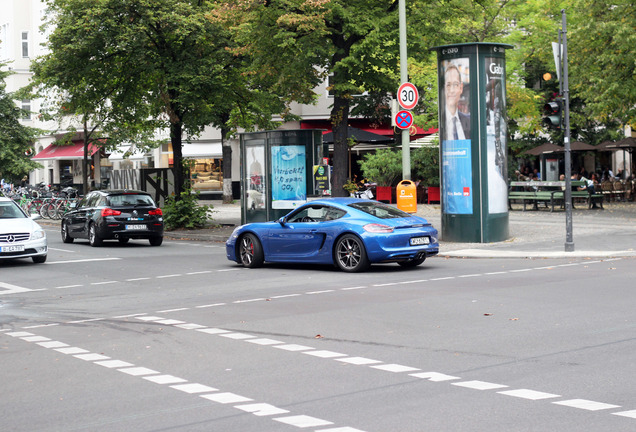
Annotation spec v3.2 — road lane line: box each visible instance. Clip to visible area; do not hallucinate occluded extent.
[452,380,508,390]
[498,389,561,400]
[553,399,621,411]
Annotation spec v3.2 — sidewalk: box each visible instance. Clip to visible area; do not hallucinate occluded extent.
[165,200,636,259]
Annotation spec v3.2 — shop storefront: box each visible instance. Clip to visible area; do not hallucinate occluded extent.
[31,141,101,188]
[163,141,224,193]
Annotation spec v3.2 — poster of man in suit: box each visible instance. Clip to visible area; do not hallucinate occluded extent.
[441,58,473,215]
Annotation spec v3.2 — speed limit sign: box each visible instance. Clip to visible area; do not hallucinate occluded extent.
[397,82,419,110]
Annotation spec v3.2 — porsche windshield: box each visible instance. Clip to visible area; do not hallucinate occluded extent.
[348,201,412,219]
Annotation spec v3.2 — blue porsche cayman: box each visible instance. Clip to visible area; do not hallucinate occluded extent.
[226,198,439,272]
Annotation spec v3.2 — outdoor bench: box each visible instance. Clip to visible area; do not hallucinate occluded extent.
[508,180,603,211]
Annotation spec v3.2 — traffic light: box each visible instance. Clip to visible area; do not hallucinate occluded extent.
[543,98,563,129]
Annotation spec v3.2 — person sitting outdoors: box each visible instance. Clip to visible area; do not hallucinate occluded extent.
[573,173,599,208]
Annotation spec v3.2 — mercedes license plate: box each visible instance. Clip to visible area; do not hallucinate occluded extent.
[1,245,25,252]
[410,237,430,246]
[125,224,147,230]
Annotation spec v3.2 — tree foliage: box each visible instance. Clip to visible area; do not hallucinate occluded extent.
[0,66,41,181]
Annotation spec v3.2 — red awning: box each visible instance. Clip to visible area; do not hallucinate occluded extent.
[32,142,99,160]
[300,120,437,138]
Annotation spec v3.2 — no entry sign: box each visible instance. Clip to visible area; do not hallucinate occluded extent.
[395,110,413,130]
[397,82,419,110]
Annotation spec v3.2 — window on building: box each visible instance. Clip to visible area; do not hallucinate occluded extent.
[21,31,29,57]
[21,100,31,120]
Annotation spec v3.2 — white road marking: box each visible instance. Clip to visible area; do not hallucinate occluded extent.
[143,375,188,385]
[452,380,508,390]
[245,338,284,346]
[196,328,231,335]
[200,392,253,404]
[186,271,213,275]
[136,316,164,321]
[274,344,314,352]
[270,294,302,299]
[274,415,333,428]
[458,274,482,278]
[55,347,89,355]
[498,389,561,400]
[235,403,290,416]
[95,360,134,368]
[171,383,218,394]
[336,357,382,366]
[306,290,335,295]
[90,281,117,285]
[37,341,69,349]
[371,364,420,373]
[303,350,347,358]
[195,303,226,308]
[155,319,186,325]
[410,372,460,382]
[118,367,159,376]
[74,353,110,361]
[67,318,104,323]
[233,298,266,303]
[23,324,59,329]
[22,336,50,342]
[0,282,32,295]
[6,331,34,337]
[47,257,121,264]
[55,284,83,289]
[340,286,367,291]
[156,308,189,313]
[156,274,181,279]
[125,277,151,282]
[430,277,455,281]
[219,332,255,340]
[553,399,621,411]
[174,323,206,330]
[613,410,636,419]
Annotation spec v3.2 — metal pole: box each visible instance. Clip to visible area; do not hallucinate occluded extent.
[399,0,411,180]
[562,9,574,252]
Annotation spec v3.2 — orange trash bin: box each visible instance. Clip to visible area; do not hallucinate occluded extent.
[396,180,417,213]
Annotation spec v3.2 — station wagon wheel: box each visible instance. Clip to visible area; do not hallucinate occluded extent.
[61,221,74,243]
[335,234,370,272]
[239,233,264,268]
[88,223,103,247]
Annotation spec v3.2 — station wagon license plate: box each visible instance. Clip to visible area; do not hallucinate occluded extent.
[125,224,147,230]
[410,237,430,246]
[1,245,25,252]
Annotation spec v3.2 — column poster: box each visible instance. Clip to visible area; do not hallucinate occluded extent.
[441,57,473,214]
[271,145,307,209]
[485,56,508,213]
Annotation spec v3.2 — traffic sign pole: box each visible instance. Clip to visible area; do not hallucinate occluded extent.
[399,0,410,180]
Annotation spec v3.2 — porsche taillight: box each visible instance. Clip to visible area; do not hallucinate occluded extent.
[363,223,394,233]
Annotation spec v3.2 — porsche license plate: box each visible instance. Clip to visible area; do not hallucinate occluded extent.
[410,237,430,246]
[125,224,147,230]
[1,245,25,252]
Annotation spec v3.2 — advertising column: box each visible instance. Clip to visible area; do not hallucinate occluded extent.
[431,43,512,243]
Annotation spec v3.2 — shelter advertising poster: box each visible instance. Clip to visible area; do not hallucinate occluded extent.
[271,145,306,209]
[485,56,508,213]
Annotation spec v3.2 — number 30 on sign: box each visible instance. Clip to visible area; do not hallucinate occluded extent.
[398,82,419,110]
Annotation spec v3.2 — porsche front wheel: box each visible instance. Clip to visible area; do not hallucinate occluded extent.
[335,234,370,272]
[239,233,264,268]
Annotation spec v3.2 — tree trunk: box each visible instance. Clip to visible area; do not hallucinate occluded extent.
[170,121,184,199]
[221,125,233,204]
[82,118,89,195]
[330,96,350,197]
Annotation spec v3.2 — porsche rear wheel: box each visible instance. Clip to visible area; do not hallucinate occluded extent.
[239,233,264,268]
[335,234,369,272]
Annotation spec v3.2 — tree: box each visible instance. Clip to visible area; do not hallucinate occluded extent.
[32,0,249,198]
[0,66,41,181]
[219,0,402,196]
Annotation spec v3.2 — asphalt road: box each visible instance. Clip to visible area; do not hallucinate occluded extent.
[1,226,635,431]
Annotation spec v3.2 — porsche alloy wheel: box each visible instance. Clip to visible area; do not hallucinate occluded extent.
[239,233,264,268]
[335,234,370,272]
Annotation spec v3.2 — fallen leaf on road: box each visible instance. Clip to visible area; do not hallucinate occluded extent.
[484,313,493,316]
[314,334,324,339]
